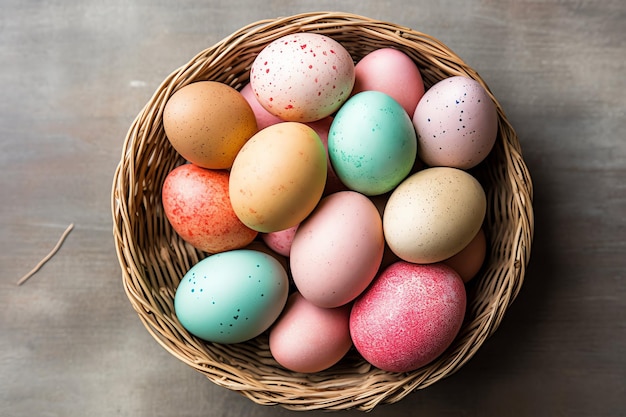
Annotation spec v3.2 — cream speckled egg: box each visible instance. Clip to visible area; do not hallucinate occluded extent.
[383,167,486,263]
[250,33,355,122]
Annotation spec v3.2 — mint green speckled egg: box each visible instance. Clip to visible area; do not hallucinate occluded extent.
[174,249,289,344]
[328,91,417,196]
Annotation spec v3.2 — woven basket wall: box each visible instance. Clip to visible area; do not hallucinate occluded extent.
[111,11,534,411]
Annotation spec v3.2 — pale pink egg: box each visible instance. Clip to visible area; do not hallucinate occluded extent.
[352,48,425,116]
[269,292,352,373]
[290,191,384,308]
[350,262,466,373]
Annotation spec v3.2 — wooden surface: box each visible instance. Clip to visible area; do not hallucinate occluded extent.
[1,1,624,416]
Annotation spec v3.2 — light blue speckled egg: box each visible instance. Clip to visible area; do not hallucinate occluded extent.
[174,249,289,344]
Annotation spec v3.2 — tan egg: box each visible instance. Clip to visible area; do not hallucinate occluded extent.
[163,81,257,169]
[383,167,486,264]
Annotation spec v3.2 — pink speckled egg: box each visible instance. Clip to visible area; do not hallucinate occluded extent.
[250,33,355,122]
[351,48,425,116]
[412,76,498,169]
[290,191,384,308]
[240,83,283,130]
[269,292,352,373]
[350,262,466,373]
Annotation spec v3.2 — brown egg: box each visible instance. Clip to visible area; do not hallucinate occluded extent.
[163,81,257,169]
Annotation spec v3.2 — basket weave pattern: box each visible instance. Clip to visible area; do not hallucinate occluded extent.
[111,12,534,411]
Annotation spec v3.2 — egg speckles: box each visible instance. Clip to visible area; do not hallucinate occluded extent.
[250,33,355,122]
[413,76,498,169]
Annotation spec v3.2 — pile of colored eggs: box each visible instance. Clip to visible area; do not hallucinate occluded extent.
[160,32,498,373]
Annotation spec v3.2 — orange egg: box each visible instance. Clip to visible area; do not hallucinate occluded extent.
[229,122,327,233]
[442,228,487,283]
[163,81,257,169]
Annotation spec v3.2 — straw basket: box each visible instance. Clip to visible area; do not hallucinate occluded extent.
[111,11,534,411]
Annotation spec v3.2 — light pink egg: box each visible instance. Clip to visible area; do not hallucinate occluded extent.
[269,292,352,373]
[290,191,384,308]
[306,117,348,195]
[240,83,283,130]
[352,48,425,116]
[250,33,355,122]
[412,76,498,169]
[261,224,299,257]
[350,262,466,373]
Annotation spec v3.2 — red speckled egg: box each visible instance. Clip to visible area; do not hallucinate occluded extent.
[350,262,466,373]
[250,33,355,122]
[162,164,258,253]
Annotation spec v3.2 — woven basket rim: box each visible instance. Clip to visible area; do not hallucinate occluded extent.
[111,11,534,411]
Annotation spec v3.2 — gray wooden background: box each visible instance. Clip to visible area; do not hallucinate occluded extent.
[1,1,624,416]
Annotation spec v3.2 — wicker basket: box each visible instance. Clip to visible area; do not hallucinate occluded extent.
[111,11,534,411]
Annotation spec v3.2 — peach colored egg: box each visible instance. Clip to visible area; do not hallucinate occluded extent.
[352,48,425,116]
[442,228,487,283]
[261,225,299,257]
[350,262,466,373]
[250,33,355,122]
[162,164,257,253]
[229,122,327,233]
[412,76,498,169]
[163,81,257,169]
[240,83,283,130]
[383,167,486,264]
[290,191,384,308]
[269,292,352,373]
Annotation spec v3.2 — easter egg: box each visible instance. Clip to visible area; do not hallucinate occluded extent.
[163,81,257,169]
[174,249,289,344]
[269,292,352,373]
[412,76,498,169]
[162,164,257,253]
[350,262,466,372]
[328,91,417,196]
[229,122,327,233]
[290,191,384,308]
[250,33,355,122]
[383,167,486,264]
